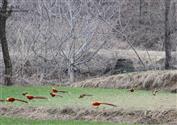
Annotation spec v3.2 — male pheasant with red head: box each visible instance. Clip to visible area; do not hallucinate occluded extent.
[5,97,28,103]
[92,101,117,108]
[22,93,47,100]
[50,92,63,97]
[52,87,68,93]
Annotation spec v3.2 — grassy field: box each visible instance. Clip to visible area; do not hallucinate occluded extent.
[0,117,136,125]
[0,86,176,110]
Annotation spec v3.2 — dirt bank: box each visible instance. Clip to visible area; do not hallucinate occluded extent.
[0,106,176,124]
[71,70,177,92]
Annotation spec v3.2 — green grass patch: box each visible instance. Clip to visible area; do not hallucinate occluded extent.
[0,86,176,110]
[0,117,137,125]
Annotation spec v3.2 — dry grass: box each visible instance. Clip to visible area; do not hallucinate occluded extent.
[0,106,177,124]
[97,49,177,69]
[97,49,165,61]
[72,70,177,91]
[1,49,177,85]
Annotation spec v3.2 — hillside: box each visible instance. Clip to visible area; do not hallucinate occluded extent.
[71,70,177,92]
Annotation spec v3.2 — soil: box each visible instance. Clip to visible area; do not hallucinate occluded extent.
[71,70,177,93]
[0,106,177,124]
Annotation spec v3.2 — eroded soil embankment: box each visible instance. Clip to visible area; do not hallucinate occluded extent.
[71,70,177,92]
[0,106,177,124]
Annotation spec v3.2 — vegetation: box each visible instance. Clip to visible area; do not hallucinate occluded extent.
[0,0,13,85]
[0,86,175,110]
[0,0,177,84]
[0,1,177,124]
[0,117,137,125]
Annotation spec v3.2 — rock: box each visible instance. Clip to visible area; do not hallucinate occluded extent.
[104,58,135,75]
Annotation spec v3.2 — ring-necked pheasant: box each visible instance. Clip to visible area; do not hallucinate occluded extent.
[152,89,159,96]
[79,94,92,98]
[22,92,28,96]
[52,87,68,93]
[5,97,28,103]
[50,92,63,97]
[129,87,134,92]
[92,101,117,108]
[22,93,47,100]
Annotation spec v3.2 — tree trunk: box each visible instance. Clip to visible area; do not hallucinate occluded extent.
[164,0,171,69]
[0,0,13,85]
[68,35,75,83]
[139,0,142,24]
[68,56,75,83]
[172,3,176,31]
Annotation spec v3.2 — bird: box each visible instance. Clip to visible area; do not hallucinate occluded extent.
[51,87,68,93]
[152,89,159,96]
[22,93,47,100]
[79,94,92,98]
[22,92,28,96]
[6,97,28,103]
[50,92,63,97]
[92,101,117,108]
[129,88,134,92]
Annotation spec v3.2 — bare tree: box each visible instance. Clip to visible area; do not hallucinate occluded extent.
[164,0,171,69]
[27,0,107,83]
[90,0,146,68]
[171,2,176,32]
[0,0,13,85]
[56,0,106,82]
[139,0,142,24]
[2,0,177,84]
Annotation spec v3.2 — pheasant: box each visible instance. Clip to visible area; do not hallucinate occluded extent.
[23,93,47,100]
[52,87,68,93]
[79,94,92,98]
[6,97,28,103]
[92,101,117,108]
[152,89,159,96]
[50,92,63,97]
[22,92,28,96]
[129,87,134,92]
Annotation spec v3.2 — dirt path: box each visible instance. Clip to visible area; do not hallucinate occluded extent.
[0,106,176,124]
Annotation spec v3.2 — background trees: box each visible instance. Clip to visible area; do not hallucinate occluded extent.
[0,0,13,85]
[0,0,176,85]
[164,0,171,69]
